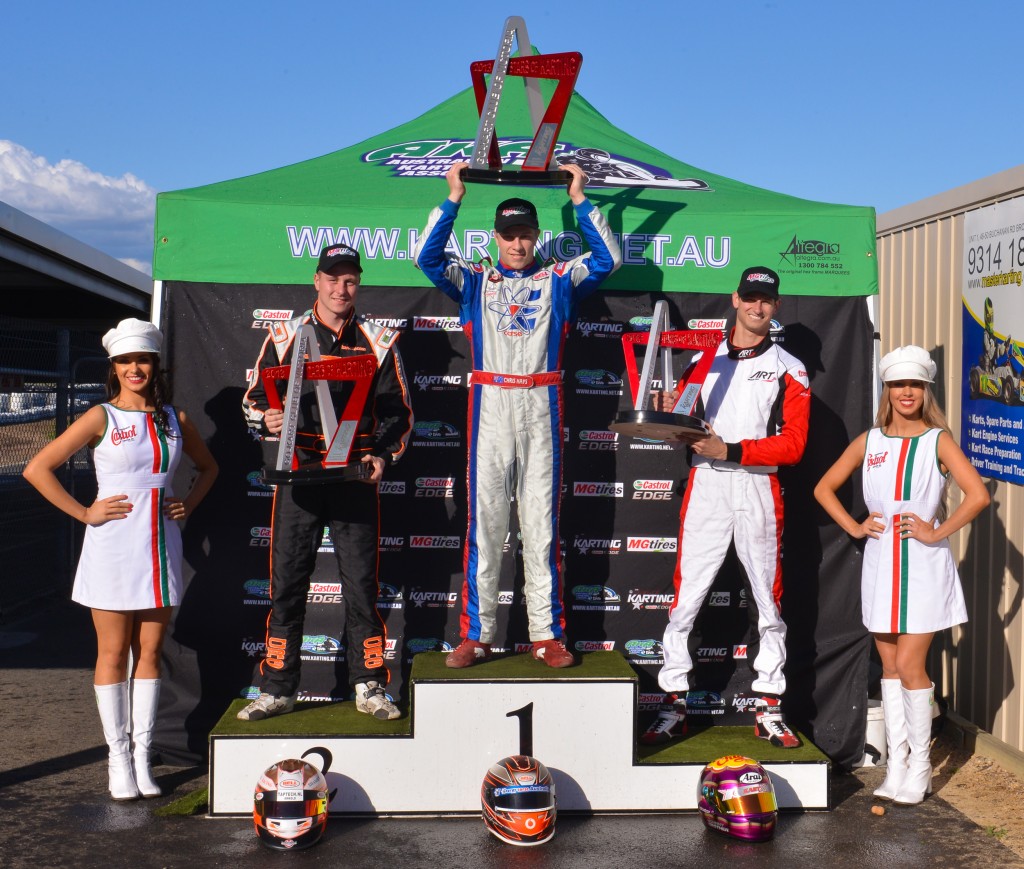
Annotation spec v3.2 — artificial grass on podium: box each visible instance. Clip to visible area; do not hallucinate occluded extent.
[214,699,411,737]
[411,650,637,682]
[637,726,829,765]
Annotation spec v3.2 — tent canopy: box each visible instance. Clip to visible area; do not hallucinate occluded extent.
[154,75,876,296]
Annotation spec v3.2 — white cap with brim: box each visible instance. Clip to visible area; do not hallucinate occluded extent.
[102,318,163,358]
[879,345,936,383]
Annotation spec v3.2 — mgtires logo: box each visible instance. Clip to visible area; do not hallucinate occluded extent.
[733,645,748,659]
[413,316,462,332]
[379,481,406,495]
[573,482,623,497]
[709,591,730,606]
[410,535,461,549]
[626,536,676,552]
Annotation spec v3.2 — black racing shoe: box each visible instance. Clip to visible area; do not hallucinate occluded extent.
[754,695,802,748]
[641,693,687,745]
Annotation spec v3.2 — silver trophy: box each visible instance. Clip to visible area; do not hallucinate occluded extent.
[609,301,722,444]
[462,16,580,186]
[261,324,375,484]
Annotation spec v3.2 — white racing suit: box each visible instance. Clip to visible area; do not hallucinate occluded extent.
[414,197,621,643]
[659,332,810,695]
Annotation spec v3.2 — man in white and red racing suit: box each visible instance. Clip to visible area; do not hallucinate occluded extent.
[414,161,621,669]
[238,245,413,722]
[644,266,810,748]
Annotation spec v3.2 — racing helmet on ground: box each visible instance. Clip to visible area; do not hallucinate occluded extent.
[481,754,556,846]
[697,755,777,842]
[253,758,328,850]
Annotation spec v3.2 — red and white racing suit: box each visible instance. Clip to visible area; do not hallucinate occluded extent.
[659,331,810,696]
[414,197,621,643]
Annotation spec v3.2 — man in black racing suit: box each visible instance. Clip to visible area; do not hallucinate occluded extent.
[238,244,413,721]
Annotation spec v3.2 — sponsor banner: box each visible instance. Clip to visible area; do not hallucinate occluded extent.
[961,198,1024,486]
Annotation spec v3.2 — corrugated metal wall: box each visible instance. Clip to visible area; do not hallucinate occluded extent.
[877,165,1024,753]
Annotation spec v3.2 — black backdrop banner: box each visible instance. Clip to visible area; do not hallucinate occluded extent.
[159,282,874,769]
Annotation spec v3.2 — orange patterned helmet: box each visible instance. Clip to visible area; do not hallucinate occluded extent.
[481,755,556,846]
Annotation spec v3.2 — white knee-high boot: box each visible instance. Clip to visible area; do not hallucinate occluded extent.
[130,678,162,798]
[873,679,909,800]
[94,682,140,801]
[893,683,934,805]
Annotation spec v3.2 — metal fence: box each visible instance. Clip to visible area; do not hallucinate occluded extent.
[0,316,109,615]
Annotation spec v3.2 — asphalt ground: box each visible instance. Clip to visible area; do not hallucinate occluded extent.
[1,598,1019,869]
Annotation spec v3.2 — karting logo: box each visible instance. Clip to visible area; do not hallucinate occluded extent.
[413,373,462,391]
[576,319,623,338]
[409,589,459,608]
[627,590,674,610]
[489,284,543,335]
[696,647,729,663]
[573,537,622,555]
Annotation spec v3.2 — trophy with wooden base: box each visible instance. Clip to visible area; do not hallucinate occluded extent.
[261,324,376,484]
[462,16,581,185]
[609,300,723,444]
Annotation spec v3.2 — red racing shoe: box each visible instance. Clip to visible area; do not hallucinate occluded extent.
[446,639,492,669]
[531,639,574,668]
[754,695,802,748]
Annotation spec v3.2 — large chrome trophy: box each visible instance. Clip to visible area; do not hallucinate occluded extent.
[261,324,375,484]
[463,16,581,185]
[610,301,723,444]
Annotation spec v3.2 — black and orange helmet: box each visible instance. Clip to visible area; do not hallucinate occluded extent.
[481,754,556,846]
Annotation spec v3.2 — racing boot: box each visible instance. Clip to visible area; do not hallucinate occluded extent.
[94,682,140,801]
[641,693,687,745]
[446,639,492,669]
[754,694,802,748]
[531,639,574,669]
[893,683,934,805]
[130,678,163,798]
[873,679,909,800]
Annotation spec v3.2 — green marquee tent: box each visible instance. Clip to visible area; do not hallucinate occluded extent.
[153,76,877,295]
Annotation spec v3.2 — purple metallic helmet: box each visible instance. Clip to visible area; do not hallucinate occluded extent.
[697,755,777,842]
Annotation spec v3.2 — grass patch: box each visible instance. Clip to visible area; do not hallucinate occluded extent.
[984,825,1008,839]
[153,787,208,817]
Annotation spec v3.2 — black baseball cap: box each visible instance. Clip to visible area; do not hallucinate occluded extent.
[736,266,780,299]
[494,198,539,233]
[317,244,362,273]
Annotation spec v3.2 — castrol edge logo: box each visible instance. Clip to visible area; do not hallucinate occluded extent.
[252,308,293,329]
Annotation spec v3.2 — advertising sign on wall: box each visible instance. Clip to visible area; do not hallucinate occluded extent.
[961,198,1024,486]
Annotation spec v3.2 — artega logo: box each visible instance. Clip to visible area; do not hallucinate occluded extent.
[110,424,138,445]
[867,450,889,469]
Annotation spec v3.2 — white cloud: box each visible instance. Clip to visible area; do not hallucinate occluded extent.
[0,140,156,272]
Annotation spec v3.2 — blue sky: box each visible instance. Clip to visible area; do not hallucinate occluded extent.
[2,0,1021,271]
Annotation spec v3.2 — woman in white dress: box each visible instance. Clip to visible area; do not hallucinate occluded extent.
[814,345,988,805]
[23,319,217,800]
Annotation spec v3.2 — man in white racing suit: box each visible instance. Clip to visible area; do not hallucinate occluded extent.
[414,161,621,669]
[643,266,810,748]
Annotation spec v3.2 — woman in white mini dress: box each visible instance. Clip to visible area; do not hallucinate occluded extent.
[24,319,217,800]
[815,345,988,806]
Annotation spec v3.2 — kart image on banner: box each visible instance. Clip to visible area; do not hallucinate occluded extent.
[961,197,1024,486]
